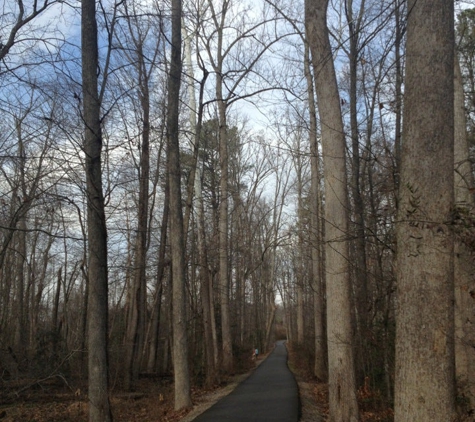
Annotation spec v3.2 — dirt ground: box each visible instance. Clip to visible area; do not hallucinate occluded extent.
[0,347,394,422]
[286,344,394,422]
[0,357,264,422]
[1,374,258,422]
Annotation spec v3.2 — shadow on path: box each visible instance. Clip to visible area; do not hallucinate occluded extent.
[192,340,299,422]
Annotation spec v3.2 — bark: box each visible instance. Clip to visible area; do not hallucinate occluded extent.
[394,1,455,420]
[195,96,217,382]
[346,0,368,382]
[304,42,326,381]
[146,177,168,373]
[296,157,305,346]
[14,128,27,352]
[167,0,192,410]
[454,54,475,406]
[394,0,403,193]
[145,270,164,373]
[30,231,53,357]
[305,0,359,420]
[52,267,62,334]
[198,199,217,385]
[181,29,199,241]
[14,202,27,352]
[217,48,233,375]
[81,0,112,418]
[192,30,217,384]
[124,33,151,391]
[205,0,233,372]
[144,103,167,373]
[182,25,217,384]
[80,259,88,374]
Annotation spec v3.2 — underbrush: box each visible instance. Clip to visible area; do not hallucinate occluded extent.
[286,342,394,422]
[0,348,257,422]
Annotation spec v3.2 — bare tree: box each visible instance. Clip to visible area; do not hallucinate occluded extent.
[0,0,61,64]
[304,42,326,381]
[81,0,112,418]
[305,0,359,420]
[114,0,164,390]
[394,0,455,420]
[167,0,192,410]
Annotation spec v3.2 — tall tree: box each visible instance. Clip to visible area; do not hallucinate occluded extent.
[344,0,368,381]
[167,0,192,410]
[119,0,159,390]
[305,0,359,420]
[182,26,217,385]
[454,53,475,409]
[206,0,234,372]
[394,0,455,420]
[304,42,326,381]
[196,0,286,368]
[81,0,112,419]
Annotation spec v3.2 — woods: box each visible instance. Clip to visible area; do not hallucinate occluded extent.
[0,0,474,421]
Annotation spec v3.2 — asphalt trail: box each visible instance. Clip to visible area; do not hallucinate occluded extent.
[192,340,299,422]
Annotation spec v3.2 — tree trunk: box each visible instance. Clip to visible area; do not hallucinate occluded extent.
[304,42,326,381]
[296,162,305,347]
[305,0,359,420]
[81,0,112,418]
[346,0,368,384]
[394,1,455,420]
[167,0,192,410]
[394,0,403,193]
[52,267,62,334]
[124,37,151,391]
[206,0,233,372]
[197,135,218,384]
[13,128,28,354]
[183,28,217,384]
[454,54,475,407]
[146,175,168,373]
[14,210,27,353]
[217,62,233,375]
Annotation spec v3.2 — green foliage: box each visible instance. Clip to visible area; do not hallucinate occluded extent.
[194,118,249,200]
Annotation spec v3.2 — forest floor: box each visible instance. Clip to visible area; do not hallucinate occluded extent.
[0,352,261,422]
[0,345,394,422]
[286,344,395,422]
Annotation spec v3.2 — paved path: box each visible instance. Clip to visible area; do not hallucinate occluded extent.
[192,340,299,422]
